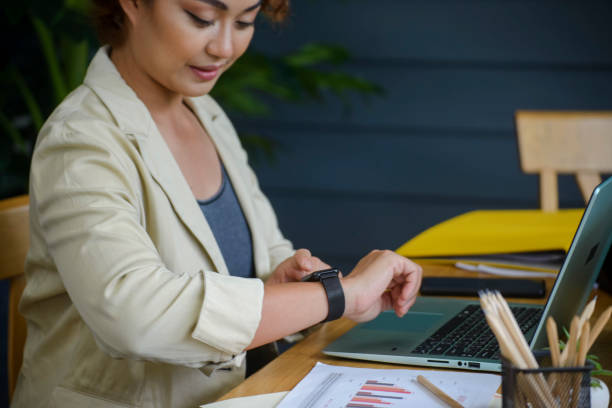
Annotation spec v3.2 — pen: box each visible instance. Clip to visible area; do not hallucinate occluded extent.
[417,375,464,408]
[455,262,557,278]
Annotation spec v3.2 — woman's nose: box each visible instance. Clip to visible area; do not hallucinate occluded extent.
[206,24,233,60]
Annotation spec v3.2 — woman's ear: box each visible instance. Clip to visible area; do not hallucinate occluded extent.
[117,0,142,27]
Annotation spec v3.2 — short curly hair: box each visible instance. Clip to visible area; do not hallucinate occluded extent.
[90,0,290,47]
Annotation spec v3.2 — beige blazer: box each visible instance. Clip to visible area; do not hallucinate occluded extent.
[12,47,294,408]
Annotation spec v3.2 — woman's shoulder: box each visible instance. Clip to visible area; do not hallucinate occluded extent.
[42,84,112,131]
[31,85,142,192]
[37,83,127,150]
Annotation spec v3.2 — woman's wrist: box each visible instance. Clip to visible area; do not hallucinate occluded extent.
[340,276,358,320]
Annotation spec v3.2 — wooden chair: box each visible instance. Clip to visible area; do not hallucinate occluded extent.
[515,111,612,212]
[0,195,28,400]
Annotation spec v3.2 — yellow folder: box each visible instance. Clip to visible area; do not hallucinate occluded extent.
[396,209,584,272]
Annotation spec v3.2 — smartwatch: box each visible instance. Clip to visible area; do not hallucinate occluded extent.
[301,268,345,322]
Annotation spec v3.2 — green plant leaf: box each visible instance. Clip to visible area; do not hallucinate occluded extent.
[588,358,603,371]
[61,37,89,90]
[285,43,350,67]
[591,379,603,389]
[214,43,383,123]
[297,68,383,101]
[239,133,280,164]
[64,0,91,15]
[214,52,300,105]
[32,16,68,104]
[562,326,570,340]
[214,88,270,117]
[10,67,44,131]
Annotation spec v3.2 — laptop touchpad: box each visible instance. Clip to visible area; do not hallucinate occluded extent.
[360,311,445,333]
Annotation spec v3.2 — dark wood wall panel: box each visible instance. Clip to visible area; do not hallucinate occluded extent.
[235,0,612,268]
[236,67,612,131]
[253,0,612,65]
[251,129,588,202]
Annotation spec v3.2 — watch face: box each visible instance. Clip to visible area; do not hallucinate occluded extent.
[314,269,339,280]
[301,268,339,282]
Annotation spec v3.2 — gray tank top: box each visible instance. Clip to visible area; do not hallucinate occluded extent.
[197,164,255,278]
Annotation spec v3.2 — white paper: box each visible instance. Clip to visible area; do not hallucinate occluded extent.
[201,391,288,408]
[276,362,501,408]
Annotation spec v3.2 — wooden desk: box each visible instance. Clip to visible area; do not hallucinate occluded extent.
[219,264,612,400]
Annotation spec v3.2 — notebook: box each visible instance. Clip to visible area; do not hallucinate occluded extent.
[323,177,612,372]
[396,209,584,273]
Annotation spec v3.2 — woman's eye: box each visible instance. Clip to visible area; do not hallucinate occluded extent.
[236,21,255,29]
[186,10,213,27]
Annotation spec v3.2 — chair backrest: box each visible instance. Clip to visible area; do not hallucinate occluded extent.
[515,111,612,212]
[0,195,29,401]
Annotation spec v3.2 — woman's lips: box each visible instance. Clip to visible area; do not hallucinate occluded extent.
[190,65,220,81]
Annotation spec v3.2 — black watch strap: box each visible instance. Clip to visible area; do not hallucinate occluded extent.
[301,269,345,322]
[320,272,345,322]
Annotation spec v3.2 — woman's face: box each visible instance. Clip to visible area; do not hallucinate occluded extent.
[124,0,261,97]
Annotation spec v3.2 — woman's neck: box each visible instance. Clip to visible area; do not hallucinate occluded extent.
[110,45,184,118]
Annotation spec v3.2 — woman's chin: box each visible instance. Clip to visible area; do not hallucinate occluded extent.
[180,81,218,97]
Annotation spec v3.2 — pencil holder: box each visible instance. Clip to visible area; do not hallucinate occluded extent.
[501,352,593,408]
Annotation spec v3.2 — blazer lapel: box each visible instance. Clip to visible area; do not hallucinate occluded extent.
[83,47,229,275]
[133,127,230,276]
[186,99,269,276]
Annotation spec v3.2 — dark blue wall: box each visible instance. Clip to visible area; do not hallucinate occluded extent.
[239,0,612,273]
[3,0,612,405]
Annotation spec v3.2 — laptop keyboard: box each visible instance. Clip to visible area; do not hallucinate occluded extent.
[411,304,542,360]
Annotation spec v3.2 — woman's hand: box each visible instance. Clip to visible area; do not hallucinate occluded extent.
[249,249,420,349]
[341,250,422,323]
[266,249,330,285]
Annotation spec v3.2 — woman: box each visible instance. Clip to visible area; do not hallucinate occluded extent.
[12,0,422,406]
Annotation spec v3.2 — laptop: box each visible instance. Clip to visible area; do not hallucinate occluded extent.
[323,177,612,372]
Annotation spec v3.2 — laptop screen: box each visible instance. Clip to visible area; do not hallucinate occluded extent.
[530,176,612,350]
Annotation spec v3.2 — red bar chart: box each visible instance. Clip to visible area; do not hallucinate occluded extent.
[346,380,412,408]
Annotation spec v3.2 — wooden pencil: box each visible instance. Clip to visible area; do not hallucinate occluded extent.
[562,317,580,367]
[417,375,464,408]
[546,317,561,367]
[588,305,612,349]
[579,297,597,327]
[573,297,595,352]
[577,322,590,367]
[546,317,561,390]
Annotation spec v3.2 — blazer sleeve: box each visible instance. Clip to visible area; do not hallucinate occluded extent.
[30,118,263,367]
